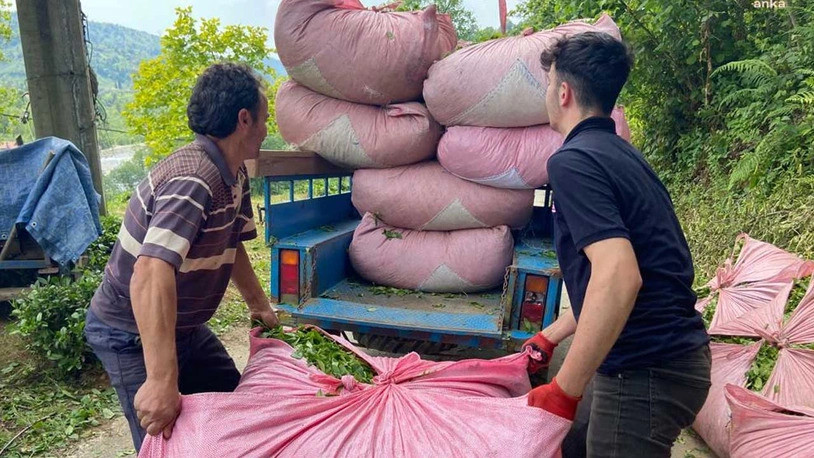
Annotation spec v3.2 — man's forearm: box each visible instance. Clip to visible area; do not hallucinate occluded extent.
[131,257,178,383]
[231,242,268,311]
[542,308,577,344]
[555,263,641,397]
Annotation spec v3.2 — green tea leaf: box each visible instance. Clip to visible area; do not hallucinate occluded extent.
[745,343,779,392]
[258,325,375,383]
[382,229,403,240]
[784,276,811,323]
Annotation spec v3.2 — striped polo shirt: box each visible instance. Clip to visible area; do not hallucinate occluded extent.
[90,135,256,333]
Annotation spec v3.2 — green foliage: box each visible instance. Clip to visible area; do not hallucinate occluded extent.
[85,21,161,90]
[257,325,375,384]
[745,343,779,393]
[85,215,123,273]
[382,229,403,240]
[96,90,143,149]
[9,272,102,376]
[471,26,505,43]
[0,85,32,143]
[512,1,814,193]
[700,295,718,328]
[0,13,159,148]
[103,147,149,197]
[784,276,811,323]
[369,285,414,297]
[675,174,814,282]
[710,335,758,346]
[0,360,120,457]
[397,0,479,41]
[0,1,13,61]
[125,6,283,165]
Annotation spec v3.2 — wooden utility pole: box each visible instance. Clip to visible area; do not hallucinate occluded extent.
[16,0,106,215]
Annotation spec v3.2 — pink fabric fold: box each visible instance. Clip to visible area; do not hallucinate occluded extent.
[139,327,571,457]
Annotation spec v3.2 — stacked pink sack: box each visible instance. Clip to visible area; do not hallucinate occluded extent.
[274,0,536,292]
[274,0,455,169]
[692,234,814,457]
[425,14,632,190]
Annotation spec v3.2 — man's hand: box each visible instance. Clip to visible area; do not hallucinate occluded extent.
[527,377,581,420]
[251,304,280,329]
[232,242,280,328]
[135,378,181,438]
[522,332,557,374]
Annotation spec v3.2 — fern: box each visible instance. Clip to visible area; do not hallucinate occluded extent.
[728,129,787,190]
[712,59,778,88]
[787,91,814,106]
[718,86,773,108]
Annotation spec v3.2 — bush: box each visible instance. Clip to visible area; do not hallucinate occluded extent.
[102,146,148,197]
[673,173,814,284]
[10,272,102,376]
[8,213,120,377]
[85,214,122,272]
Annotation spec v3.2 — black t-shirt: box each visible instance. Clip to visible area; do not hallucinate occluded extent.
[548,116,708,375]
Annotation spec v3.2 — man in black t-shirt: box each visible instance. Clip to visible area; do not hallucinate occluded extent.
[520,32,710,457]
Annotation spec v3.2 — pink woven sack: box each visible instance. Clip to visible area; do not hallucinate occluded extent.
[694,234,809,315]
[692,235,814,457]
[275,0,457,105]
[349,212,513,292]
[139,327,571,457]
[725,385,814,458]
[352,161,534,231]
[423,14,621,127]
[276,81,441,169]
[437,107,630,189]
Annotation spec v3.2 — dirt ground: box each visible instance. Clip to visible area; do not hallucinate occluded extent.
[63,291,714,458]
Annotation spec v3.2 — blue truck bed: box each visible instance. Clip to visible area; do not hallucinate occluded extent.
[248,150,562,351]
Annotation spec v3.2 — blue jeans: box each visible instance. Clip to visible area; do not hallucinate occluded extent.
[84,309,240,451]
[562,345,711,458]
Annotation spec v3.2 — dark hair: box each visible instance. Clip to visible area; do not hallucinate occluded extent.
[187,62,264,138]
[540,32,633,115]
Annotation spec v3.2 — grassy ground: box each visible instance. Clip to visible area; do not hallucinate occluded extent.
[672,174,814,284]
[0,322,121,457]
[0,197,268,456]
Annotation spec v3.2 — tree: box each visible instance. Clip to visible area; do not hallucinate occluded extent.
[0,0,10,56]
[124,7,284,164]
[397,0,479,41]
[0,2,28,143]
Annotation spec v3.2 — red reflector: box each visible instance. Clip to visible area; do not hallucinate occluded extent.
[521,301,544,323]
[280,264,299,295]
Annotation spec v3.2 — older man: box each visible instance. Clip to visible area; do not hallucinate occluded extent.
[84,62,279,451]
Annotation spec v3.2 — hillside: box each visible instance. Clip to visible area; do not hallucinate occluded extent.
[0,13,285,148]
[0,13,285,91]
[0,14,161,90]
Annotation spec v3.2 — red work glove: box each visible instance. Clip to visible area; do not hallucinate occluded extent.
[527,377,581,421]
[522,332,557,374]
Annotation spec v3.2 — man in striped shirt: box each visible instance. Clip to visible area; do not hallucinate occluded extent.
[84,63,279,451]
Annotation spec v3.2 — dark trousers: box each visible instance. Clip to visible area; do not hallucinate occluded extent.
[84,309,241,452]
[563,345,711,458]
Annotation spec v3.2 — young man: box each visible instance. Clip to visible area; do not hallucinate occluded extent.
[84,63,279,451]
[522,32,711,457]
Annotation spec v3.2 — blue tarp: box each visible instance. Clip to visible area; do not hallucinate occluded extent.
[0,137,101,265]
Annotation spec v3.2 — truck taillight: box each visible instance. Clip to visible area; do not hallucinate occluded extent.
[520,275,549,333]
[279,249,299,305]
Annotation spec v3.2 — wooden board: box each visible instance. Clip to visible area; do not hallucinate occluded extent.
[0,287,28,302]
[245,150,350,178]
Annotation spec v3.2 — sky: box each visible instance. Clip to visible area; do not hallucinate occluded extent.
[73,0,523,39]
